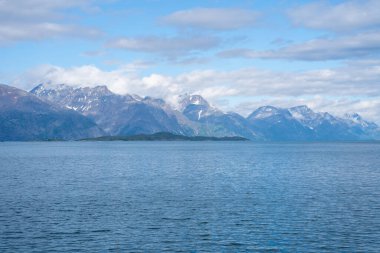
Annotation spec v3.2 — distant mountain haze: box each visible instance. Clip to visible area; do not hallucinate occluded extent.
[0,83,378,141]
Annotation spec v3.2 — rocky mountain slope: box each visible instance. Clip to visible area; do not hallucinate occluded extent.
[0,84,103,141]
[248,105,379,141]
[179,94,260,140]
[31,84,195,136]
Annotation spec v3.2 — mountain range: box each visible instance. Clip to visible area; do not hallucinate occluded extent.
[0,83,378,141]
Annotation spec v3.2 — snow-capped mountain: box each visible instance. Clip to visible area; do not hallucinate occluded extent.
[247,106,315,141]
[179,94,222,120]
[179,94,209,108]
[248,105,379,141]
[288,105,379,140]
[288,105,324,127]
[344,113,378,130]
[342,113,380,139]
[179,94,259,139]
[0,83,375,141]
[31,83,133,115]
[31,83,195,136]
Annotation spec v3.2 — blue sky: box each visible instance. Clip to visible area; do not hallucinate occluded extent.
[1,0,380,122]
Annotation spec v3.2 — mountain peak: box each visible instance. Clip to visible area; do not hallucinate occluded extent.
[289,105,313,113]
[188,95,209,106]
[30,83,117,99]
[82,85,114,96]
[259,105,280,111]
[30,83,74,95]
[179,94,210,111]
[0,84,31,104]
[343,112,378,129]
[178,94,223,120]
[344,112,362,121]
[288,105,317,121]
[92,85,110,92]
[248,106,284,119]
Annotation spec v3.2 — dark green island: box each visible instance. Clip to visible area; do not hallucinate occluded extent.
[80,132,248,141]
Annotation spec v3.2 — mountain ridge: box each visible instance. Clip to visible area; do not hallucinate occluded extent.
[30,83,380,141]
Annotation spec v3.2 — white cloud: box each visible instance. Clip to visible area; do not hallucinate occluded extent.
[161,8,259,30]
[218,31,380,61]
[13,61,380,123]
[15,64,182,104]
[0,0,88,20]
[107,35,220,57]
[288,0,380,32]
[0,0,101,44]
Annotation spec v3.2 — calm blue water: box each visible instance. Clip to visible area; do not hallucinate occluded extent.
[0,142,379,252]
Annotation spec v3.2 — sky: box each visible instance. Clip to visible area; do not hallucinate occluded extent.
[1,0,380,123]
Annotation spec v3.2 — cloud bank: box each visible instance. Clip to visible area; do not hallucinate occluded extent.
[219,31,380,61]
[288,0,380,32]
[14,61,380,123]
[0,0,101,44]
[107,35,220,58]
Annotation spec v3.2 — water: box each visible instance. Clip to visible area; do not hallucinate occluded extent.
[0,142,379,252]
